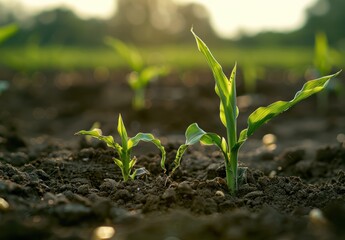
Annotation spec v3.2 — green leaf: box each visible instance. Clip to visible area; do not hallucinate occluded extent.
[128,66,169,90]
[113,158,123,168]
[183,123,222,148]
[171,123,225,175]
[117,114,128,150]
[105,37,144,72]
[191,30,232,129]
[75,128,117,149]
[139,66,168,87]
[127,72,140,89]
[229,63,239,119]
[130,169,138,180]
[128,132,166,171]
[314,32,331,76]
[0,24,18,44]
[184,123,207,145]
[129,157,137,169]
[191,29,229,101]
[191,29,237,147]
[239,71,341,145]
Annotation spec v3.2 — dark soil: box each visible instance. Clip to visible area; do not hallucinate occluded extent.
[0,69,345,240]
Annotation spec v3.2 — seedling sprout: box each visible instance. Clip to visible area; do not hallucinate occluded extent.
[0,81,9,95]
[313,32,341,113]
[105,37,169,110]
[170,29,341,194]
[0,24,18,95]
[76,114,166,182]
[242,64,264,94]
[0,24,18,44]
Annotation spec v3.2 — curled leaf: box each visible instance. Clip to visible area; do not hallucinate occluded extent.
[128,133,166,171]
[237,71,341,148]
[171,123,225,175]
[75,129,117,150]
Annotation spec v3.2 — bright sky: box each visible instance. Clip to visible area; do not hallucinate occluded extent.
[1,0,318,38]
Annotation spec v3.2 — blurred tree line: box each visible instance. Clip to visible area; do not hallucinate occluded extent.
[239,0,345,49]
[0,0,344,48]
[0,0,217,47]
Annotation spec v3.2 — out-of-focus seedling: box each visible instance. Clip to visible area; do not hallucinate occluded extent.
[0,24,18,44]
[170,29,341,194]
[0,24,18,95]
[75,114,166,182]
[0,81,9,95]
[313,32,342,112]
[242,64,264,94]
[105,37,169,110]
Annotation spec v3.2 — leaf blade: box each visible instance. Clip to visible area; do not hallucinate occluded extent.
[105,37,144,72]
[240,71,341,145]
[128,133,166,171]
[191,29,230,126]
[171,123,226,175]
[75,128,117,149]
[117,114,128,149]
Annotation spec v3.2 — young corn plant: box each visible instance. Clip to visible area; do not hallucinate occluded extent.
[242,64,264,94]
[313,32,342,113]
[171,29,341,194]
[0,80,9,95]
[105,37,169,110]
[0,24,18,44]
[75,114,166,182]
[0,24,17,95]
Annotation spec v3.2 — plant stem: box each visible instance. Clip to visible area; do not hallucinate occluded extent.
[225,148,239,194]
[122,152,130,182]
[133,88,145,110]
[225,108,237,194]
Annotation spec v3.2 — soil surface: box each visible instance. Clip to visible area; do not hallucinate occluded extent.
[0,69,345,240]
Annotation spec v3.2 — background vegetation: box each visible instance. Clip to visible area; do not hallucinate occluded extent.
[0,0,344,71]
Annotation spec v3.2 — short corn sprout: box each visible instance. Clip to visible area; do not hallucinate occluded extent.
[0,24,17,96]
[171,29,341,194]
[0,81,9,95]
[313,32,340,113]
[0,23,17,44]
[75,114,166,182]
[105,37,169,110]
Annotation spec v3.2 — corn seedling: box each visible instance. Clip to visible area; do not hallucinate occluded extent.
[0,81,9,95]
[0,24,17,95]
[242,64,264,94]
[75,114,166,182]
[313,32,333,113]
[170,29,341,194]
[0,24,17,44]
[313,32,344,113]
[105,37,169,110]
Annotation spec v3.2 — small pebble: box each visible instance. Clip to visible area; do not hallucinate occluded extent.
[309,208,327,225]
[215,190,225,197]
[244,191,264,199]
[100,178,117,192]
[262,134,277,146]
[162,188,176,201]
[269,170,277,178]
[93,226,115,240]
[77,184,90,195]
[0,197,9,210]
[177,181,194,195]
